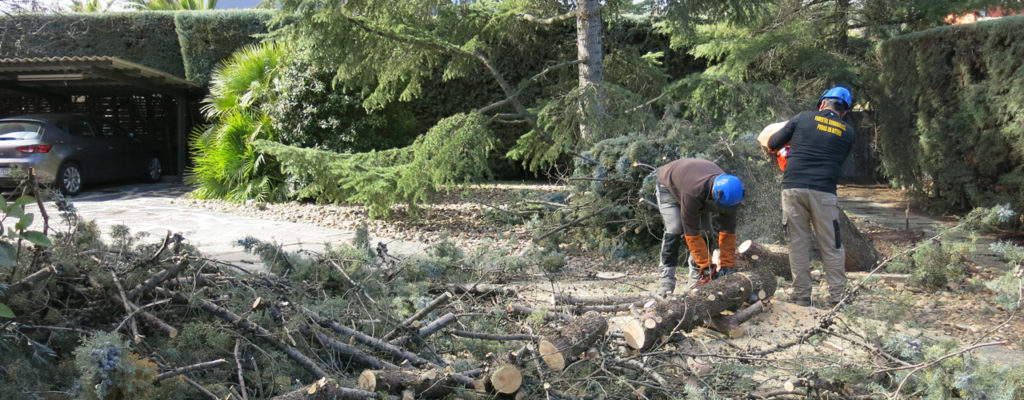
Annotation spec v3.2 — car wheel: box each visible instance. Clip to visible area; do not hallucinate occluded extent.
[144,155,162,182]
[57,162,82,196]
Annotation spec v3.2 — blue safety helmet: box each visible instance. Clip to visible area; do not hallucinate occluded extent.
[819,86,852,109]
[712,174,744,207]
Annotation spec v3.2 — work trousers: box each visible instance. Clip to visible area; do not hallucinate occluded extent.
[781,188,847,301]
[657,183,716,282]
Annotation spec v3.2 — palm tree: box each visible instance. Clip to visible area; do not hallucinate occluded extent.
[123,0,218,10]
[69,0,119,12]
[188,41,286,202]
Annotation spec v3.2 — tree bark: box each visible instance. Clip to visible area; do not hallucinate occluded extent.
[623,266,777,351]
[358,368,454,398]
[538,311,607,371]
[271,378,383,400]
[839,210,881,272]
[576,0,605,141]
[736,240,791,280]
[709,300,768,338]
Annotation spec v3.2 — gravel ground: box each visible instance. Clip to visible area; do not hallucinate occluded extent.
[170,182,567,255]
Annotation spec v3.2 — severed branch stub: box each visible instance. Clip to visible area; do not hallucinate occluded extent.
[538,311,607,371]
[623,266,777,351]
[709,300,769,338]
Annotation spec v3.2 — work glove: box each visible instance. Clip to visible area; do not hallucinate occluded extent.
[698,264,720,283]
[684,235,713,284]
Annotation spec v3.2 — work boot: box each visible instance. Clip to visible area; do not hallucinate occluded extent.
[656,266,677,295]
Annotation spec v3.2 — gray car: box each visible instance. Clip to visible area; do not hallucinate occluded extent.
[0,113,162,195]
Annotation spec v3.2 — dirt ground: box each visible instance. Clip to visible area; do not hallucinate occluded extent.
[184,181,1024,372]
[836,184,1024,356]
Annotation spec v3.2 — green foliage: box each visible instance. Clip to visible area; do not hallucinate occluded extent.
[897,339,1024,399]
[987,241,1024,311]
[959,203,1019,232]
[877,16,1024,213]
[256,112,496,217]
[900,240,972,291]
[73,332,158,400]
[187,42,286,202]
[0,12,185,78]
[173,10,275,84]
[0,11,276,85]
[662,74,798,137]
[265,49,420,152]
[126,0,220,11]
[508,83,658,172]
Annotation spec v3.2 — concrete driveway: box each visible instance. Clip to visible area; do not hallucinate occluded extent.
[23,182,427,272]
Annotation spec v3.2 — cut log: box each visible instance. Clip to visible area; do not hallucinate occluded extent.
[538,311,607,371]
[432,283,519,297]
[270,378,381,400]
[358,368,454,398]
[708,300,768,338]
[474,364,523,395]
[736,240,791,280]
[838,211,881,272]
[623,266,777,351]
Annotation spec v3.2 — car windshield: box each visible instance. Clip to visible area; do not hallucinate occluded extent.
[0,121,44,140]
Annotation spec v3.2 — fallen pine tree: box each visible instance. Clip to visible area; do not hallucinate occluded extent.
[1,186,1020,400]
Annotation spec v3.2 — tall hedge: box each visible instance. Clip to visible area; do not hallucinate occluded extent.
[0,12,184,78]
[876,15,1024,212]
[173,11,275,84]
[0,11,273,85]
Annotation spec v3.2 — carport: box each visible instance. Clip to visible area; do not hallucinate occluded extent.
[0,56,204,179]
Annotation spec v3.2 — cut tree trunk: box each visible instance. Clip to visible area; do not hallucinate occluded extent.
[538,311,607,371]
[474,364,523,395]
[838,210,881,272]
[736,240,791,280]
[358,368,454,398]
[623,266,777,351]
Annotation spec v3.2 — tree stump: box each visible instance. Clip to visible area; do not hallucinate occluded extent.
[623,266,777,351]
[537,311,607,371]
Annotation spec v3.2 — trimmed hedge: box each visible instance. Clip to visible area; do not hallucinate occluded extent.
[174,11,274,84]
[0,12,185,78]
[0,11,272,84]
[876,15,1024,213]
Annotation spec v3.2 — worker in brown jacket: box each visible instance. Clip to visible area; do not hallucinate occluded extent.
[655,158,744,295]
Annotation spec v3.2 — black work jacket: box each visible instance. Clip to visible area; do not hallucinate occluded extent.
[768,109,855,194]
[656,158,738,236]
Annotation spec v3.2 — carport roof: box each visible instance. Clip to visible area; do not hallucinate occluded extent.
[0,56,200,97]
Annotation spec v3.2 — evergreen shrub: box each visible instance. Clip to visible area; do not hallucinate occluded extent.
[174,10,275,84]
[265,51,419,152]
[0,12,184,77]
[876,16,1024,214]
[0,11,275,84]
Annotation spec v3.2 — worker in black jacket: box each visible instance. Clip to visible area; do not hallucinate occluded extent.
[655,158,744,295]
[767,86,856,307]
